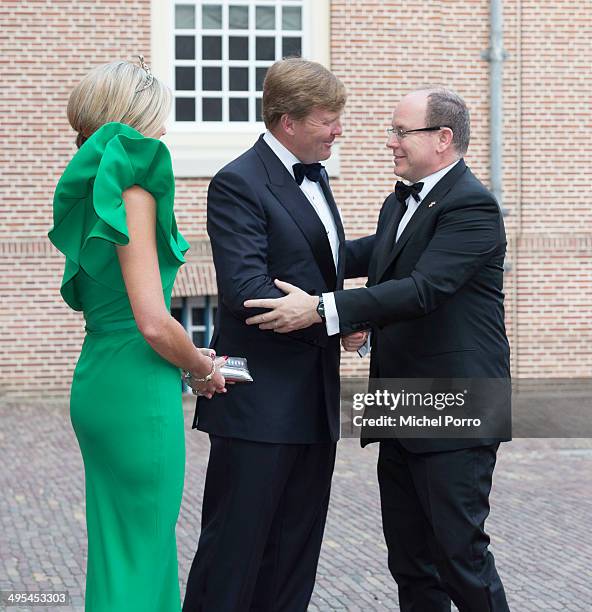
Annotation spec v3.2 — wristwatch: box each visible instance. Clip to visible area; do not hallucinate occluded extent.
[316,295,326,321]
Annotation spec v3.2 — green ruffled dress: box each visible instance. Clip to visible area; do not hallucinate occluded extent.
[49,122,189,611]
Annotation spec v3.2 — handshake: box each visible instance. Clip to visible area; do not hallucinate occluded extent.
[341,330,369,352]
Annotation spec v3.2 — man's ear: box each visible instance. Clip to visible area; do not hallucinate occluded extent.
[280,113,296,136]
[437,127,454,153]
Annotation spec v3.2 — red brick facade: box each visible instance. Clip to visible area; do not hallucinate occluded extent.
[1,1,590,398]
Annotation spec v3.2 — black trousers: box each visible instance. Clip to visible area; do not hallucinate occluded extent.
[378,439,510,612]
[183,435,336,612]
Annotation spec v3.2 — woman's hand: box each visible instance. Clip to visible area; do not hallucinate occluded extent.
[190,356,228,398]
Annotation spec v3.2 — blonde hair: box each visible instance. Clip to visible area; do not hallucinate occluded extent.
[67,60,171,147]
[262,58,346,129]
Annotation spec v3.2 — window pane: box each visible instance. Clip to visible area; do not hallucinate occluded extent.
[176,97,195,121]
[174,3,307,126]
[256,6,275,30]
[282,6,301,30]
[229,98,249,122]
[192,331,205,347]
[191,307,205,325]
[176,66,195,90]
[202,67,222,91]
[282,37,301,58]
[210,308,217,339]
[175,5,195,29]
[229,5,248,29]
[171,307,183,323]
[229,67,249,91]
[202,4,222,29]
[176,35,195,59]
[202,36,222,60]
[256,37,275,60]
[229,36,248,60]
[255,67,267,91]
[203,98,222,121]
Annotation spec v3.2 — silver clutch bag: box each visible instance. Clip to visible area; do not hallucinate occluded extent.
[219,356,253,383]
[182,356,253,393]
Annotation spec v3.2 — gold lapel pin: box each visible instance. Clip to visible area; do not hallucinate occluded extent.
[428,201,437,208]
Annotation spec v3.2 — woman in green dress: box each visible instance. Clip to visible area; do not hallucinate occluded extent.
[48,58,226,611]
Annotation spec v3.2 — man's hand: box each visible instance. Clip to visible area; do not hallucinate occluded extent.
[244,279,321,333]
[341,330,368,352]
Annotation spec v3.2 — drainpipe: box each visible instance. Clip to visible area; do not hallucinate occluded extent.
[482,0,507,215]
[483,1,518,376]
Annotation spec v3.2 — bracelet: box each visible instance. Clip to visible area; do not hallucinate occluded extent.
[183,357,215,385]
[193,357,216,383]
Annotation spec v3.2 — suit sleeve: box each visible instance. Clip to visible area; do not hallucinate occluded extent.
[345,235,375,279]
[334,196,505,330]
[207,169,327,345]
[344,193,394,280]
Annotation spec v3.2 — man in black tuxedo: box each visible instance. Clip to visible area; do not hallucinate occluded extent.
[183,59,347,612]
[245,88,511,611]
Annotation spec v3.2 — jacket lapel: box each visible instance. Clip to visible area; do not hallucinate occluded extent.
[373,194,406,283]
[319,172,346,288]
[376,160,468,282]
[254,136,338,290]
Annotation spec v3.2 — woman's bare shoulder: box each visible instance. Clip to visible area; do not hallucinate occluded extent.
[122,185,155,206]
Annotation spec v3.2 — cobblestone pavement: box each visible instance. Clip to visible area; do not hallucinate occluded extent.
[1,399,591,611]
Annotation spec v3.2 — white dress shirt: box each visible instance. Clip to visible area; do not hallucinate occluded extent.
[323,160,461,340]
[262,131,340,270]
[395,160,460,241]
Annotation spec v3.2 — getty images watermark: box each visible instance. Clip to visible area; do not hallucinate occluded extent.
[341,378,512,439]
[351,388,482,429]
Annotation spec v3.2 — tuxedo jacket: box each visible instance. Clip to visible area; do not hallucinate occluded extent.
[193,135,345,444]
[337,160,511,453]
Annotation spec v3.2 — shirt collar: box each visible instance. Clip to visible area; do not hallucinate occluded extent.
[414,159,461,202]
[263,131,302,179]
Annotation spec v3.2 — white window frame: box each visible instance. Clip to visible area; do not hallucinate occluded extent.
[171,296,217,393]
[171,295,218,345]
[151,0,338,178]
[171,1,307,127]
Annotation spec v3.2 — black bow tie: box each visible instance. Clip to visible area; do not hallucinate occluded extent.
[293,162,324,185]
[395,181,424,205]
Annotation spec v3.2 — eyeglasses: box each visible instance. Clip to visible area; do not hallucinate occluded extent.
[386,126,451,140]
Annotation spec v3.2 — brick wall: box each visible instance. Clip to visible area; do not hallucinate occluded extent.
[1,0,591,398]
[1,1,152,398]
[0,241,80,399]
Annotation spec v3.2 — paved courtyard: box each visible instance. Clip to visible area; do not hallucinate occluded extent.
[1,398,591,611]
